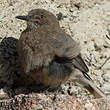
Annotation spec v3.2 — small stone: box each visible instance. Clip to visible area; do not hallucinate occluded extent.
[0,88,9,100]
[57,12,63,21]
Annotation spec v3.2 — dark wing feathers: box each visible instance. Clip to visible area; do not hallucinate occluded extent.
[49,56,72,79]
[72,54,91,80]
[48,32,90,80]
[72,54,89,73]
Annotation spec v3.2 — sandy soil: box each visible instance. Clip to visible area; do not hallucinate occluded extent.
[0,0,110,109]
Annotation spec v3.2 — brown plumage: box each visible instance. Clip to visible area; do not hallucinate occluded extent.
[16,9,107,99]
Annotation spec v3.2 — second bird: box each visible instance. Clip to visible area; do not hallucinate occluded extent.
[16,9,107,99]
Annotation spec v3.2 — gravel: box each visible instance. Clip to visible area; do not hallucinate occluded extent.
[0,0,110,109]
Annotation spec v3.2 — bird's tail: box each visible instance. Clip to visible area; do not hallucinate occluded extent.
[72,54,108,99]
[80,74,107,99]
[70,70,109,101]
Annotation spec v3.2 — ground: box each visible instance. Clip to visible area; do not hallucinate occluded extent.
[0,0,110,109]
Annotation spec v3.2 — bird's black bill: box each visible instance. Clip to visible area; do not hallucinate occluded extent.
[15,16,29,21]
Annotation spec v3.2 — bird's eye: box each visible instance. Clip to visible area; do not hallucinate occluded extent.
[41,15,44,18]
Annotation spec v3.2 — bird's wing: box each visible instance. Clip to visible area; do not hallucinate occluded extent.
[72,54,91,80]
[48,56,73,80]
[49,32,89,80]
[51,32,80,59]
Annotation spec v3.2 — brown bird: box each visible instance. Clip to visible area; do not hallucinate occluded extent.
[16,9,107,99]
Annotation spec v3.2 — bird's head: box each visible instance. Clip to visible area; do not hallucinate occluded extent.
[16,9,60,31]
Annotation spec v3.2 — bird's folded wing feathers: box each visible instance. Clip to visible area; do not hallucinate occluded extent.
[51,33,81,58]
[47,33,81,79]
[48,56,73,79]
[72,54,92,80]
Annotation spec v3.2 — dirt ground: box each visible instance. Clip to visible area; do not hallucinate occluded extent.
[0,0,110,109]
